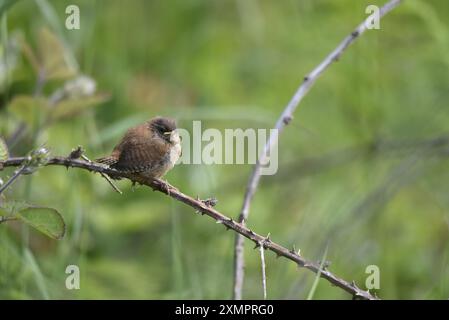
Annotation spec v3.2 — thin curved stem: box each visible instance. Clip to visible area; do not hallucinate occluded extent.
[233,0,402,299]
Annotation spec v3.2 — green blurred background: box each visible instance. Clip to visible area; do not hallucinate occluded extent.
[1,0,449,299]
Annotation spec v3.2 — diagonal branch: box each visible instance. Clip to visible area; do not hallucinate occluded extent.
[233,0,402,299]
[0,164,27,194]
[0,155,377,300]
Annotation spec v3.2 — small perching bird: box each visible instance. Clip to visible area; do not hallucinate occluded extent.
[96,117,181,180]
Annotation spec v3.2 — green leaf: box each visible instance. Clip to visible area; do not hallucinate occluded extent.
[35,0,78,72]
[14,205,66,240]
[50,92,110,122]
[0,137,8,161]
[37,27,76,80]
[7,95,47,127]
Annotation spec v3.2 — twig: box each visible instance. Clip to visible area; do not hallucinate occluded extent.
[233,0,403,299]
[259,241,267,300]
[0,164,28,195]
[0,155,377,300]
[80,154,122,195]
[33,68,46,97]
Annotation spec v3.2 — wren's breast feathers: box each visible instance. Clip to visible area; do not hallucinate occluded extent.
[96,117,181,179]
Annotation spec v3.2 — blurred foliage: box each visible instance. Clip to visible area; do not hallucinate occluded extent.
[1,0,449,300]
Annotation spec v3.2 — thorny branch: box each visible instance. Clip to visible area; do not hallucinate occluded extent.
[0,155,377,300]
[233,0,403,299]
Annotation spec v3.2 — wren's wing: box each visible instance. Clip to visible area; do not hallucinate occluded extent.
[111,136,168,173]
[96,155,118,166]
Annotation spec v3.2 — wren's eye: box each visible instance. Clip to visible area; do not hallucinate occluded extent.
[155,125,168,134]
[155,125,173,137]
[151,117,176,136]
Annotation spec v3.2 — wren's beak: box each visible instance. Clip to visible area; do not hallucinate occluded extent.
[163,131,172,135]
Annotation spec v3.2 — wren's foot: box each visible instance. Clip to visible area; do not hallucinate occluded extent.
[162,180,171,195]
[159,179,172,195]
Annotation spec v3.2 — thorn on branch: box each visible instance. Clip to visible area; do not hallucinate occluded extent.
[283,116,293,125]
[318,260,331,270]
[350,280,360,290]
[303,262,312,268]
[260,233,271,249]
[69,145,84,159]
[290,244,299,255]
[352,291,364,300]
[202,197,218,208]
[265,232,271,242]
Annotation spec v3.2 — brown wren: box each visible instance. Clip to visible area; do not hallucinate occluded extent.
[96,117,181,179]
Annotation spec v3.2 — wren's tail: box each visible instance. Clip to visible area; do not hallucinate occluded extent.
[96,155,123,180]
[96,156,118,166]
